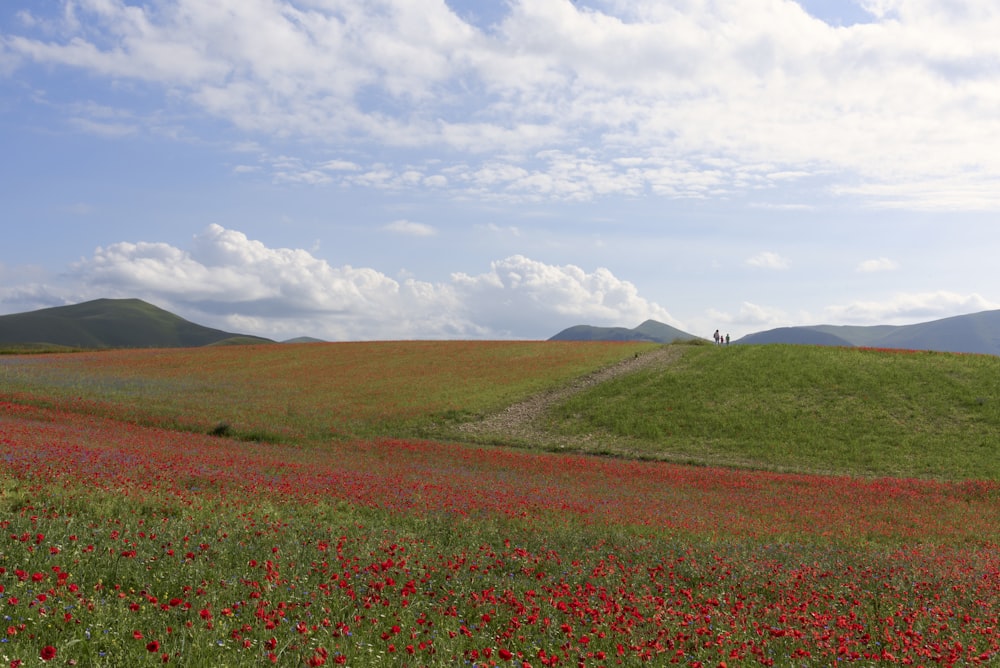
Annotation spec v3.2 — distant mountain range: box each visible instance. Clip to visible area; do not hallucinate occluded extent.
[0,298,274,349]
[552,310,1000,356]
[5,299,999,355]
[738,310,1000,355]
[549,319,702,343]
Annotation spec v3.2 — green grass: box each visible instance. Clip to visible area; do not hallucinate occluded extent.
[546,344,1000,479]
[3,340,999,480]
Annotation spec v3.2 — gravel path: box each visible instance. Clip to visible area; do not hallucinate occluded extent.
[457,345,684,447]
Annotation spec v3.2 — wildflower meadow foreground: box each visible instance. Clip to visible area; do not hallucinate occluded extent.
[2,400,998,667]
[2,341,1000,667]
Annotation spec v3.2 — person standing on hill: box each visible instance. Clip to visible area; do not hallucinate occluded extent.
[725,333,730,345]
[714,329,720,345]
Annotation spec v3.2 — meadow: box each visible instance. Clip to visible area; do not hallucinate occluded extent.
[1,341,998,666]
[542,344,1000,479]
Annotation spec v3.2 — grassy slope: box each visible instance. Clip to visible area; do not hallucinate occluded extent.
[2,340,998,480]
[547,344,1000,479]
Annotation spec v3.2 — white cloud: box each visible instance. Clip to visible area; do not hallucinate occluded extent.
[856,257,899,272]
[702,301,804,339]
[746,251,790,270]
[735,301,793,326]
[384,219,436,237]
[8,0,1000,208]
[451,255,681,339]
[824,291,1000,324]
[40,225,677,341]
[67,225,463,340]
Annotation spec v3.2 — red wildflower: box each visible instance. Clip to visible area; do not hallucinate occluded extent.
[39,645,57,661]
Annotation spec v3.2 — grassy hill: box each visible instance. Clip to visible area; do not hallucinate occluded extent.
[2,340,997,480]
[540,344,1000,479]
[0,298,273,349]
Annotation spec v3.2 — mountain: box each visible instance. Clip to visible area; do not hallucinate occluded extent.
[738,327,855,347]
[0,298,274,349]
[549,319,701,343]
[737,310,1000,355]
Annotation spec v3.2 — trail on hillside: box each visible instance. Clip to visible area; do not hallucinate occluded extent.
[456,344,684,448]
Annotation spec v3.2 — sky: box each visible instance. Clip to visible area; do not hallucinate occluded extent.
[2,0,999,342]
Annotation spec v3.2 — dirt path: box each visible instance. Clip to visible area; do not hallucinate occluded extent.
[457,344,685,447]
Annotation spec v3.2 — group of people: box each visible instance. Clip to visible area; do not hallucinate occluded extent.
[713,329,730,346]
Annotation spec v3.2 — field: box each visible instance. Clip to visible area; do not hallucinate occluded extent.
[1,341,998,666]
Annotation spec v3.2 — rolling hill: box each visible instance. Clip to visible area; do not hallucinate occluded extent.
[549,319,701,343]
[738,309,1000,355]
[0,298,274,349]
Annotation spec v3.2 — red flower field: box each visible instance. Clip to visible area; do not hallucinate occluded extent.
[2,399,998,666]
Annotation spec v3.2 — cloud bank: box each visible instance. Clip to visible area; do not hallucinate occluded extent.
[6,0,1000,209]
[1,225,994,340]
[24,225,677,341]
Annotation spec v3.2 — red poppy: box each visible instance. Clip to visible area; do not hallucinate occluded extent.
[39,645,57,661]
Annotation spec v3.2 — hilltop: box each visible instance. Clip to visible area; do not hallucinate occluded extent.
[0,298,273,349]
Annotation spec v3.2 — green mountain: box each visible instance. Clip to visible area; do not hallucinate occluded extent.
[549,319,701,343]
[738,310,1000,355]
[0,298,274,349]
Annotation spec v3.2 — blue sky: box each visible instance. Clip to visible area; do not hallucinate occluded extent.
[2,0,999,341]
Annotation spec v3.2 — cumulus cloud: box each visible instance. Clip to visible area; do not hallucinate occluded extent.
[451,255,682,339]
[6,0,1000,208]
[51,225,677,341]
[746,251,790,270]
